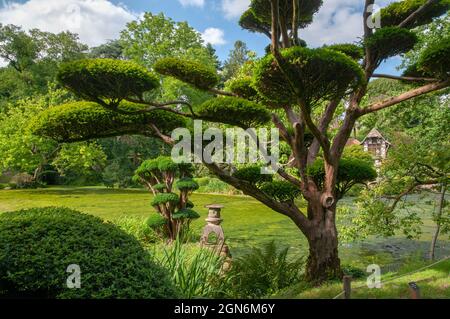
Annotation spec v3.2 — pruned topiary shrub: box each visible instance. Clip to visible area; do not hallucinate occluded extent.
[254,47,365,107]
[29,101,186,143]
[0,207,178,299]
[379,0,450,29]
[57,59,160,103]
[197,96,271,128]
[134,156,200,240]
[365,27,418,62]
[324,43,364,60]
[154,57,219,90]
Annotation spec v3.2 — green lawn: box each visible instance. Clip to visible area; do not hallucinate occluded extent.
[0,187,449,267]
[275,259,450,299]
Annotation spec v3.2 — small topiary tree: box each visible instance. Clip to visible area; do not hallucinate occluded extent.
[134,156,200,240]
[0,207,178,299]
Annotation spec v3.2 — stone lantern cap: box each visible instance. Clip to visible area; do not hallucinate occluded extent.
[205,204,224,225]
[205,204,224,209]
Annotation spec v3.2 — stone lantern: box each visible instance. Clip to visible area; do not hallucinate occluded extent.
[200,204,225,246]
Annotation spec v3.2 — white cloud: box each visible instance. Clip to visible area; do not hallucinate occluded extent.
[178,0,205,7]
[0,0,137,47]
[221,0,250,19]
[201,27,226,45]
[300,0,398,47]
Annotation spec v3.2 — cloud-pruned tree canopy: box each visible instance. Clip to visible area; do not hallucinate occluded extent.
[29,101,186,142]
[380,0,450,29]
[253,47,365,107]
[197,96,271,128]
[239,0,323,39]
[57,58,160,105]
[153,57,220,90]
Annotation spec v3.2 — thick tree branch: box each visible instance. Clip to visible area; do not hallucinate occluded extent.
[204,161,311,232]
[292,0,299,44]
[399,0,437,28]
[208,88,237,97]
[123,98,195,117]
[359,79,450,115]
[372,73,437,82]
[307,99,340,164]
[270,0,281,55]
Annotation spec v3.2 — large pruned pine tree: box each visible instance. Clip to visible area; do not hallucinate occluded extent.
[30,0,450,282]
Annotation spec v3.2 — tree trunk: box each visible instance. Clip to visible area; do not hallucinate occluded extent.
[304,202,342,283]
[430,184,446,260]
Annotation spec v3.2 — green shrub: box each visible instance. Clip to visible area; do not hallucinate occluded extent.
[114,216,162,245]
[233,165,273,184]
[146,213,168,230]
[154,57,220,90]
[254,47,364,107]
[57,58,159,102]
[259,180,301,202]
[30,101,186,143]
[365,27,418,61]
[197,177,240,194]
[379,0,450,28]
[308,150,377,197]
[0,207,178,299]
[197,96,271,128]
[223,241,304,298]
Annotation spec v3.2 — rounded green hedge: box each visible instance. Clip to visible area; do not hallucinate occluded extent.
[365,27,418,61]
[197,96,271,128]
[154,57,219,90]
[29,101,186,143]
[57,59,159,102]
[254,47,365,107]
[0,207,178,299]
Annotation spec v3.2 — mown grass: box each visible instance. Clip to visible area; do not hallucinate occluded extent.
[0,187,448,265]
[275,259,450,299]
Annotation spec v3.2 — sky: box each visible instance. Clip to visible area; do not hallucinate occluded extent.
[0,0,402,74]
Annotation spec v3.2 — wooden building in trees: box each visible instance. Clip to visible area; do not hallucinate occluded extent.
[361,128,391,167]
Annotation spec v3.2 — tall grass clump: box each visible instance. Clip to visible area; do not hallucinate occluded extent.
[155,238,229,298]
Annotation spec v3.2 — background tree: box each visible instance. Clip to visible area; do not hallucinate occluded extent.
[30,0,450,283]
[134,156,200,240]
[222,40,253,81]
[0,24,88,111]
[0,86,107,184]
